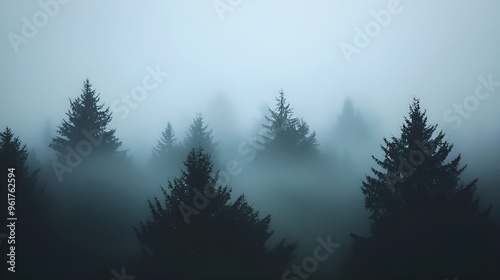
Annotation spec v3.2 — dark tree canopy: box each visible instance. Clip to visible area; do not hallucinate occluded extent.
[134,148,297,280]
[340,98,500,280]
[1,127,29,174]
[182,113,218,157]
[50,79,123,160]
[261,90,318,156]
[0,127,45,215]
[362,98,480,230]
[0,127,49,279]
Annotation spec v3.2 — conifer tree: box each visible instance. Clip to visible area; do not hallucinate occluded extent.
[153,122,178,159]
[340,98,500,280]
[183,113,217,157]
[0,127,45,216]
[0,127,49,279]
[262,90,318,156]
[151,121,183,176]
[50,79,123,160]
[334,97,370,144]
[134,148,297,280]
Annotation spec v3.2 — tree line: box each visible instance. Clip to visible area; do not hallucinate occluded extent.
[1,79,499,279]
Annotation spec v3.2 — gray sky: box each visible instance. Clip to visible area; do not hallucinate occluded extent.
[1,0,500,164]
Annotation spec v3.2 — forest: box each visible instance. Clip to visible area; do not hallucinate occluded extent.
[0,79,499,279]
[1,1,500,280]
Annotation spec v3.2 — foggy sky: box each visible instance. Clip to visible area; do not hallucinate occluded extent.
[1,0,500,165]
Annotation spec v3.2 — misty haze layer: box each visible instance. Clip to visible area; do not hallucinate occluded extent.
[1,1,500,280]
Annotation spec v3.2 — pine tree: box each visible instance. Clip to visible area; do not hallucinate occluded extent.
[153,122,178,159]
[262,90,318,156]
[134,148,297,280]
[151,121,183,176]
[183,113,217,157]
[340,98,500,280]
[0,127,49,279]
[334,97,369,144]
[0,127,45,215]
[50,79,123,160]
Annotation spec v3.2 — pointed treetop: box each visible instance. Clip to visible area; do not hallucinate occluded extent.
[183,113,218,156]
[0,127,28,173]
[50,78,123,160]
[361,98,479,230]
[153,121,179,158]
[262,90,318,155]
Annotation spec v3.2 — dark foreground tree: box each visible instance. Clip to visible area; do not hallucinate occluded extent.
[49,79,125,182]
[261,90,318,157]
[134,148,297,280]
[339,98,500,280]
[0,127,51,279]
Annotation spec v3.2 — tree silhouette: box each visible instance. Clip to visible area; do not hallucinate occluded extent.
[0,127,49,279]
[50,78,123,160]
[333,97,370,151]
[261,90,318,156]
[340,98,500,280]
[134,148,297,279]
[183,113,218,157]
[0,127,45,221]
[151,121,183,171]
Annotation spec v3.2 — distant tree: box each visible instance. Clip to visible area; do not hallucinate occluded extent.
[50,79,123,160]
[329,97,372,167]
[134,148,297,280]
[334,97,370,144]
[340,98,500,280]
[151,121,183,173]
[261,90,318,156]
[183,113,218,157]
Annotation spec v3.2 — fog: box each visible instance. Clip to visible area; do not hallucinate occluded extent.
[1,1,500,279]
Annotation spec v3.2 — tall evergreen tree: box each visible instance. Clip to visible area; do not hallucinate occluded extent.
[134,148,297,279]
[262,90,318,156]
[183,113,217,157]
[50,79,123,160]
[340,98,500,280]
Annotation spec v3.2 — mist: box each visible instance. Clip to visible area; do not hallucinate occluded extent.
[1,1,500,279]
